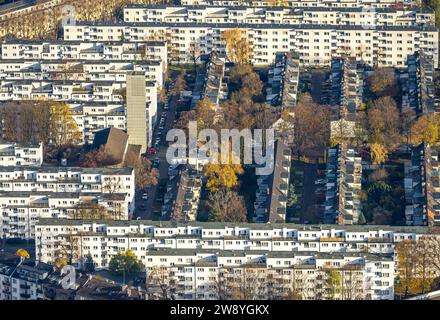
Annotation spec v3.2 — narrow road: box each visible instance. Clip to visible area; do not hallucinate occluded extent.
[133,91,179,220]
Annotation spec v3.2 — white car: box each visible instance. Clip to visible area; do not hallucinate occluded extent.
[142,193,149,200]
[315,179,327,185]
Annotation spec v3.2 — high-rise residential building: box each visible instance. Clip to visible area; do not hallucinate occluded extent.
[126,73,148,151]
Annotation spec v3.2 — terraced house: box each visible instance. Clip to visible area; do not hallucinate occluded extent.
[325,145,363,225]
[405,143,440,226]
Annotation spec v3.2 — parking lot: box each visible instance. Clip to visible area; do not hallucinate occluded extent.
[289,161,327,224]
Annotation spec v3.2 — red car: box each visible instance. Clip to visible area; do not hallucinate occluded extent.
[146,148,158,155]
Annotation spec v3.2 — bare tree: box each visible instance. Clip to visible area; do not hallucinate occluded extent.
[340,267,365,300]
[293,94,331,158]
[54,224,81,267]
[146,266,178,300]
[207,189,247,222]
[102,177,125,220]
[228,264,268,300]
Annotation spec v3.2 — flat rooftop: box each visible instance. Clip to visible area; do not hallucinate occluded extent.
[35,217,432,233]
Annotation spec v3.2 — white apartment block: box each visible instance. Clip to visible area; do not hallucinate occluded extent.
[124,5,434,27]
[69,102,126,144]
[0,40,167,68]
[143,249,394,300]
[34,219,433,299]
[179,0,403,8]
[0,191,131,240]
[0,40,167,146]
[0,77,157,146]
[0,59,161,105]
[0,166,135,239]
[35,219,428,267]
[0,59,163,87]
[0,263,48,300]
[0,141,43,167]
[62,22,439,67]
[0,64,158,146]
[0,0,64,22]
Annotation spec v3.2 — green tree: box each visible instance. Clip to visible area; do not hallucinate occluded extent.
[425,0,440,27]
[83,254,95,273]
[325,269,342,299]
[357,212,367,225]
[109,250,145,276]
[287,184,298,208]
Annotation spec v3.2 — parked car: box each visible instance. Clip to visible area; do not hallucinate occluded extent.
[146,148,158,155]
[314,179,327,185]
[142,193,149,200]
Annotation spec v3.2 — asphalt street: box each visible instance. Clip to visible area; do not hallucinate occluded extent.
[133,87,180,220]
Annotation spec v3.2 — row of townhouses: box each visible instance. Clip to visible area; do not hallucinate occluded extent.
[0,40,168,145]
[62,20,439,67]
[325,144,363,225]
[179,0,410,9]
[254,139,292,223]
[0,166,135,239]
[0,141,43,167]
[330,56,365,113]
[404,51,435,115]
[33,218,437,299]
[123,4,434,27]
[267,51,300,108]
[200,51,227,107]
[404,143,440,226]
